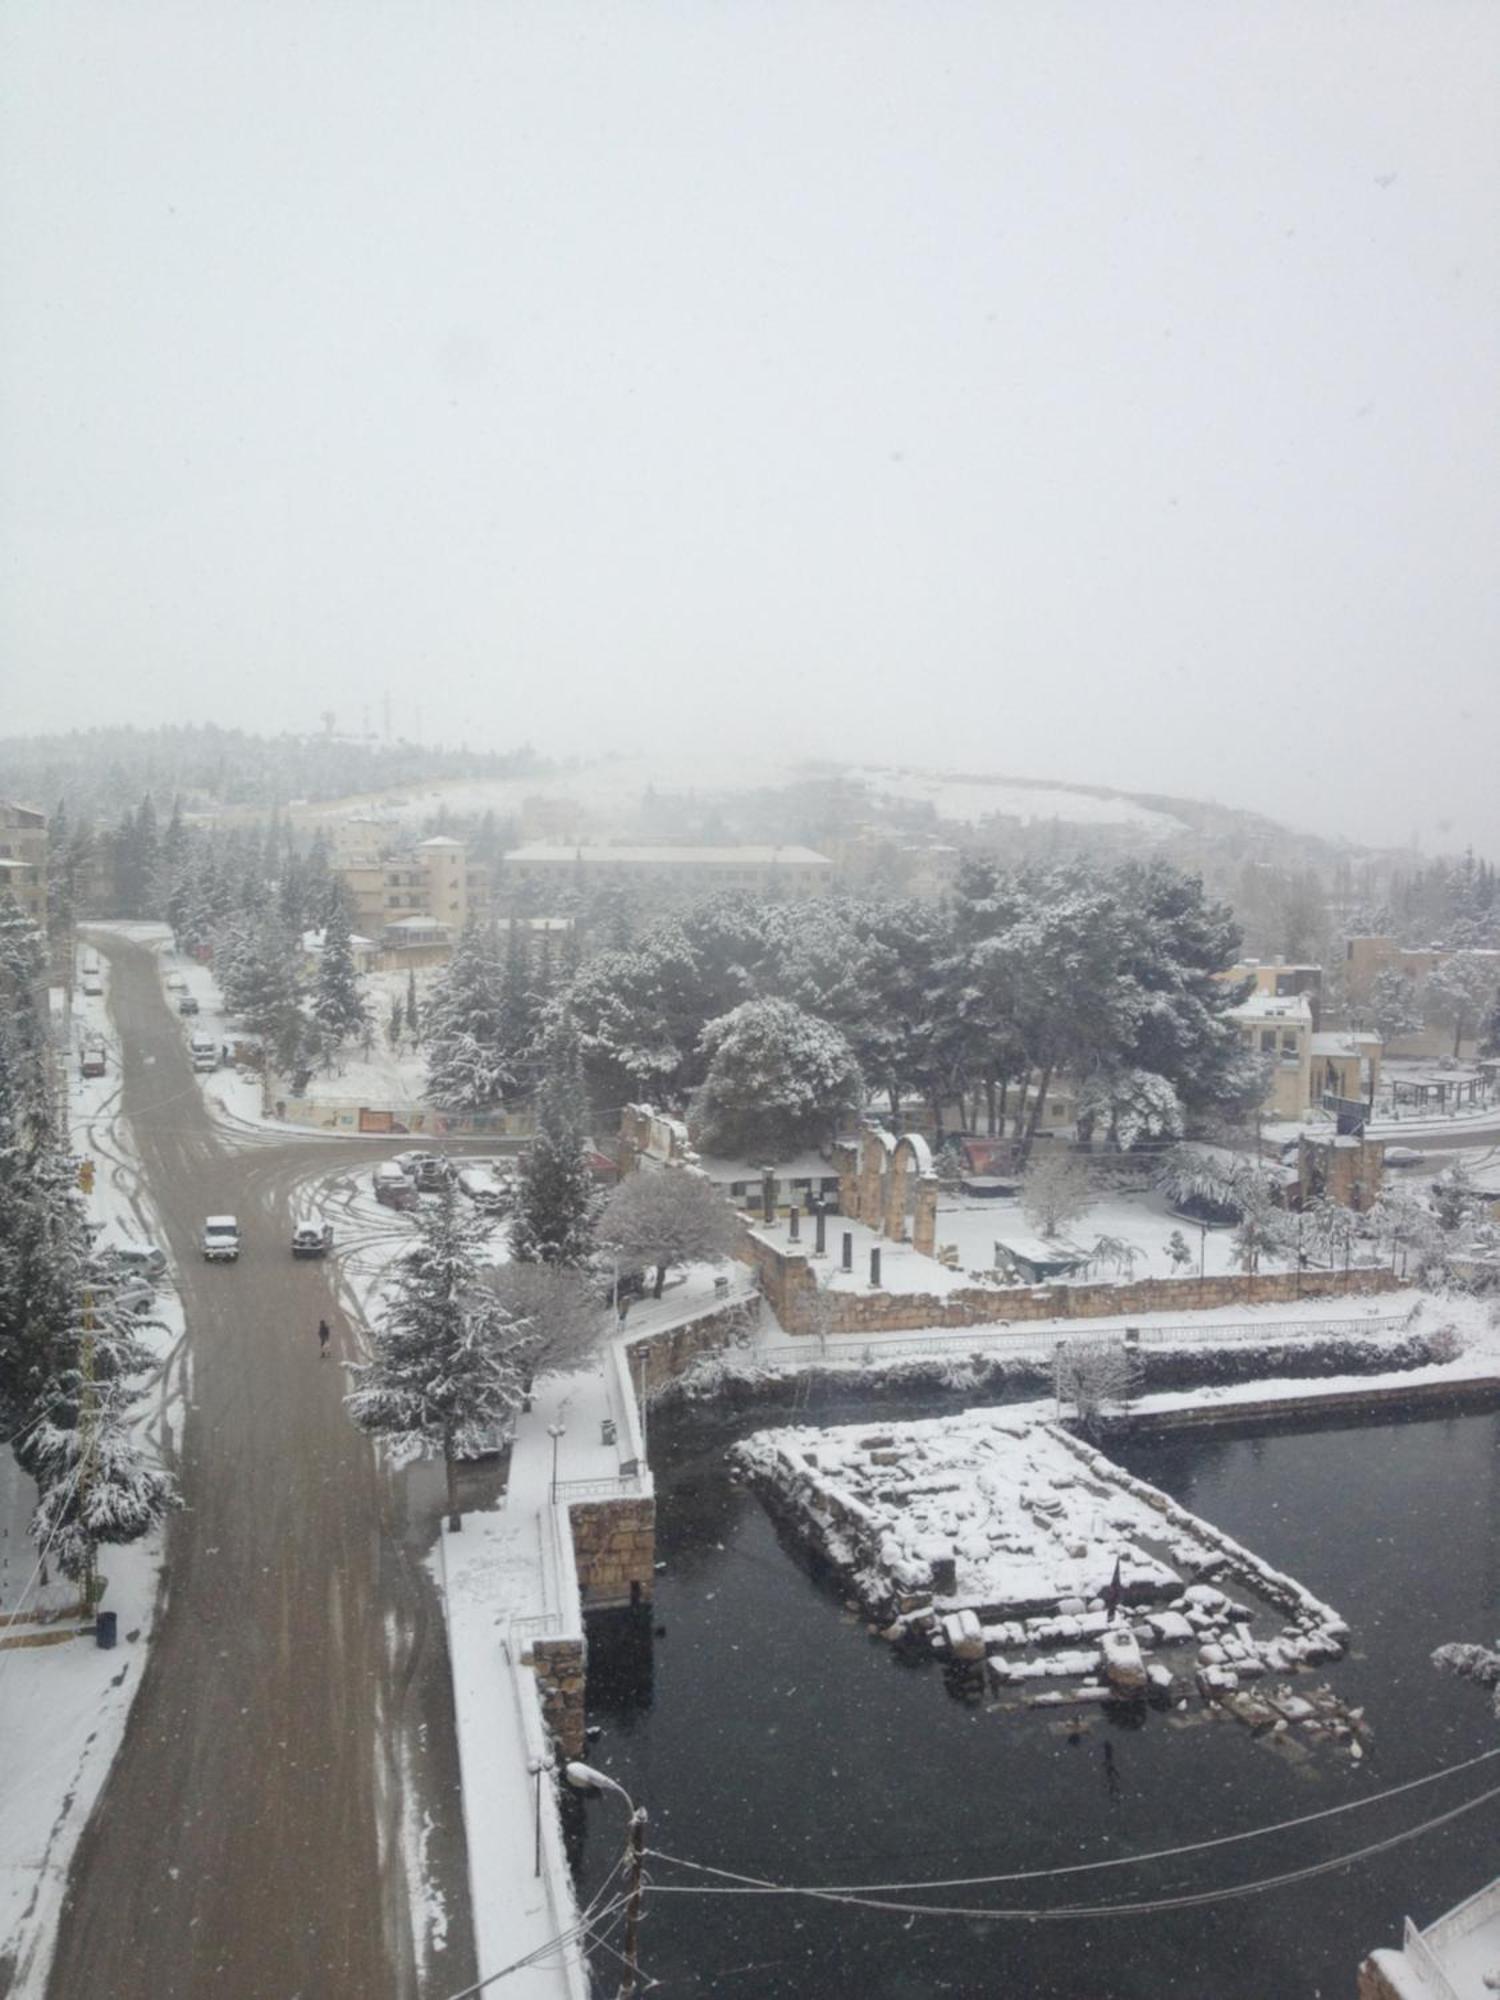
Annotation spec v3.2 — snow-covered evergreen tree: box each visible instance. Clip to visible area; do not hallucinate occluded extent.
[1425,952,1500,1059]
[1076,1068,1183,1152]
[347,1184,527,1527]
[692,998,863,1158]
[510,1013,598,1266]
[1366,968,1424,1045]
[312,887,368,1059]
[424,920,506,1110]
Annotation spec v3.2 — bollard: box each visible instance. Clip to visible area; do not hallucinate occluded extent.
[788,1207,800,1242]
[761,1169,776,1226]
[814,1204,827,1256]
[842,1231,853,1272]
[870,1247,882,1288]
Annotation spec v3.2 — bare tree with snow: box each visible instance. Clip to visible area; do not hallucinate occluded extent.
[597,1169,740,1299]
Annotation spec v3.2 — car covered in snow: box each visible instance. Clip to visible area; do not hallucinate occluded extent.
[177,992,200,1016]
[79,1043,107,1079]
[1383,1146,1426,1169]
[291,1222,334,1259]
[456,1166,509,1213]
[373,1162,418,1209]
[202,1215,241,1262]
[396,1153,453,1193]
[99,1238,168,1281]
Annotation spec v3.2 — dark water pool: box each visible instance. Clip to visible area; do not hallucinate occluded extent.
[572,1398,1500,1998]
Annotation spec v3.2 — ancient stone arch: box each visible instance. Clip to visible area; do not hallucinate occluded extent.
[857,1125,894,1229]
[883,1132,934,1241]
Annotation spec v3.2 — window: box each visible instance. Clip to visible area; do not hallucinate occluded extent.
[1261,1030,1277,1053]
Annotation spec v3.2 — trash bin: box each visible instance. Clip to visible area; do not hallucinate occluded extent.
[95,1610,117,1650]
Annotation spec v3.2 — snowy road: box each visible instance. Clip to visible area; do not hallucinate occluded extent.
[43,938,481,2000]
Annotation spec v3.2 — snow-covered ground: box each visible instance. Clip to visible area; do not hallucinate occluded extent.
[774,1187,1313,1305]
[289,755,1188,844]
[0,957,187,1996]
[845,765,1186,836]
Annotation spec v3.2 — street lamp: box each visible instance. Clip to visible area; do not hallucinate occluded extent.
[547,1423,566,1506]
[528,1751,553,1877]
[566,1763,648,1999]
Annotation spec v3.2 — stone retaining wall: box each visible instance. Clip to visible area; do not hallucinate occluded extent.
[626,1296,762,1395]
[570,1497,657,1611]
[531,1635,586,1757]
[747,1235,1400,1335]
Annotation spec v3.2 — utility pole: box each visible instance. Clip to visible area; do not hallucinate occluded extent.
[79,1288,99,1616]
[620,1805,648,2000]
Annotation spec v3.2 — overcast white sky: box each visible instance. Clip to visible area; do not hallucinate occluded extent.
[3,3,1497,852]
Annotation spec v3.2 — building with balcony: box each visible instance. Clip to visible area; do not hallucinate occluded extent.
[0,803,47,928]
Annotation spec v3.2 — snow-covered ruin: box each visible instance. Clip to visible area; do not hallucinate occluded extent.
[734,1407,1370,1752]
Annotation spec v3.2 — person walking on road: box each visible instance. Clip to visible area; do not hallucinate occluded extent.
[317,1317,331,1360]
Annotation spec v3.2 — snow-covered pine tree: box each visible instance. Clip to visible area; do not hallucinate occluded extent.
[496,918,536,1096]
[691,997,863,1158]
[346,1183,527,1527]
[510,1012,598,1266]
[312,885,368,1060]
[406,968,421,1044]
[0,1011,173,1588]
[424,920,506,1110]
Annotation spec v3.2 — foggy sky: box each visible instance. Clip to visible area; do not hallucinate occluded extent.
[3,3,1497,854]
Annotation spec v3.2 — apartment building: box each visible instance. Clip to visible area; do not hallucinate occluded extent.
[0,803,47,927]
[1345,933,1500,1002]
[1227,992,1380,1122]
[502,842,834,905]
[332,832,490,947]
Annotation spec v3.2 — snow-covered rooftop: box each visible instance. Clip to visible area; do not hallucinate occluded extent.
[1227,993,1314,1024]
[503,843,832,867]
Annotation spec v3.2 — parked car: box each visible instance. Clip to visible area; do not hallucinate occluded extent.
[202,1215,241,1262]
[373,1162,418,1209]
[79,1044,107,1079]
[291,1222,334,1259]
[457,1166,509,1213]
[165,973,188,993]
[189,1032,219,1072]
[101,1239,168,1280]
[1384,1146,1426,1169]
[100,1273,157,1317]
[177,993,200,1016]
[396,1153,453,1193]
[81,974,104,998]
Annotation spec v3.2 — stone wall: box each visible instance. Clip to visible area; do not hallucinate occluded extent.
[625,1295,762,1395]
[748,1236,1402,1336]
[531,1636,586,1757]
[569,1497,657,1611]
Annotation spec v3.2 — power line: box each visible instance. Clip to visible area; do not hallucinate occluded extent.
[644,1777,1500,1922]
[643,1740,1500,1897]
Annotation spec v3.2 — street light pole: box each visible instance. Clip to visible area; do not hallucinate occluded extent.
[547,1423,566,1507]
[566,1763,648,1999]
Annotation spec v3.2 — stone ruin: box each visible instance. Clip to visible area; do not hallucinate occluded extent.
[830,1123,941,1258]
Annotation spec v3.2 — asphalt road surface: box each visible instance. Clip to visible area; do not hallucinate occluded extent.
[46,937,482,2000]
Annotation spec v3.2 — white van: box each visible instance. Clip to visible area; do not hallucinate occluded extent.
[189,1033,219,1072]
[202,1216,241,1262]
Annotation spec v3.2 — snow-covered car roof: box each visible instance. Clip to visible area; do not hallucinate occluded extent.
[205,1215,239,1229]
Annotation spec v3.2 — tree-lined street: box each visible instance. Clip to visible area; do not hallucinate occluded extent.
[46,937,477,2000]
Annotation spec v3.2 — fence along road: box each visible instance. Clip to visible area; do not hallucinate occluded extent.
[45,936,477,2000]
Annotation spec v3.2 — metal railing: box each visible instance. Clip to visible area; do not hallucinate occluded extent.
[753,1313,1413,1372]
[553,1473,645,1502]
[1400,1917,1463,2000]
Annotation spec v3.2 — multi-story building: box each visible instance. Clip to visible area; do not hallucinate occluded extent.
[1227,992,1381,1122]
[502,843,834,906]
[1224,958,1324,1027]
[1345,933,1500,1003]
[0,803,47,927]
[331,832,490,949]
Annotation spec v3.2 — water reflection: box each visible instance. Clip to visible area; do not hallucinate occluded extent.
[577,1400,1500,1998]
